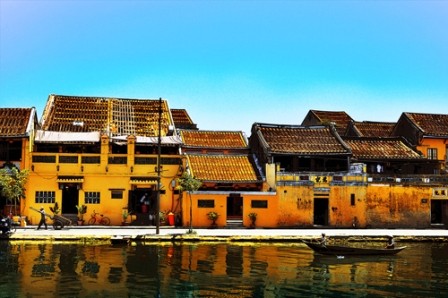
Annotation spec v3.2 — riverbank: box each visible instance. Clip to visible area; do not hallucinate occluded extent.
[2,225,448,244]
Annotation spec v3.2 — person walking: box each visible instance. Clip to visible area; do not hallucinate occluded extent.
[37,207,47,230]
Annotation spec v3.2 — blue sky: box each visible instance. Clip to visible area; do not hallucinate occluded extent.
[1,1,447,135]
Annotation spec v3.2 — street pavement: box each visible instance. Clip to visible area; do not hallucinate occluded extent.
[5,225,448,242]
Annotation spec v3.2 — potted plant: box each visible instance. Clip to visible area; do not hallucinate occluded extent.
[122,209,129,225]
[248,212,257,228]
[76,204,87,225]
[207,211,219,228]
[50,202,61,215]
[159,211,167,225]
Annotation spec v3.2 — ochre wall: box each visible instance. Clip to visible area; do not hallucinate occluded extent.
[329,186,367,228]
[418,138,447,172]
[418,138,446,160]
[182,192,278,228]
[180,182,435,229]
[17,132,440,229]
[23,149,181,225]
[23,157,437,229]
[242,195,279,228]
[365,185,431,228]
[274,184,368,228]
[277,185,314,227]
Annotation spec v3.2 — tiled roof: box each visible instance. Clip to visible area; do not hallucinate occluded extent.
[303,110,353,135]
[180,130,248,149]
[187,154,259,182]
[171,109,194,126]
[348,121,395,137]
[343,137,423,160]
[0,108,35,137]
[254,123,350,155]
[404,112,448,137]
[40,95,173,137]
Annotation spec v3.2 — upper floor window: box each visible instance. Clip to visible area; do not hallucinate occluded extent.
[427,148,438,160]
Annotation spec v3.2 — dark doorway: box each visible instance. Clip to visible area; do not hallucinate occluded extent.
[314,198,328,226]
[61,185,80,214]
[227,194,243,219]
[431,200,447,225]
[130,188,154,214]
[129,188,154,225]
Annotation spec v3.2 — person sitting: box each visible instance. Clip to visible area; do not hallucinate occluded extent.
[386,236,395,249]
[319,233,327,246]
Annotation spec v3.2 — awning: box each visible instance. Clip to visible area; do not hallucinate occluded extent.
[57,177,84,183]
[129,178,158,185]
[35,130,100,143]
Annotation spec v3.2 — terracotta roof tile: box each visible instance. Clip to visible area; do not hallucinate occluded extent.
[171,109,197,130]
[255,124,350,155]
[405,112,448,137]
[40,95,173,137]
[180,130,247,149]
[303,110,353,135]
[0,108,35,137]
[171,109,193,125]
[343,137,423,160]
[348,121,395,137]
[187,154,259,182]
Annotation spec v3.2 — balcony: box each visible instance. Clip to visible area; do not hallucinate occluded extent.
[30,152,182,176]
[276,171,448,187]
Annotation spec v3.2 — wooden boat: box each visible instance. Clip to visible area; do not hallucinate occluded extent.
[302,240,406,256]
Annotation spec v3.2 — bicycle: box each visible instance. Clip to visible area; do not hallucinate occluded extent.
[87,210,111,225]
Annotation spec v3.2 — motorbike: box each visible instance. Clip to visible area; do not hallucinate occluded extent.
[1,216,14,235]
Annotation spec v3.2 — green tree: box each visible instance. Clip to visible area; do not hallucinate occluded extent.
[0,167,29,215]
[177,171,202,233]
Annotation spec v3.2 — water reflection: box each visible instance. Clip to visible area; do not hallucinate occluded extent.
[0,241,447,297]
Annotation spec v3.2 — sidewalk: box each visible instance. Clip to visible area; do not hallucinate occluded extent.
[4,226,448,243]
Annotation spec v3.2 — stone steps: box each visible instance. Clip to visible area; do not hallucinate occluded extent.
[226,219,243,228]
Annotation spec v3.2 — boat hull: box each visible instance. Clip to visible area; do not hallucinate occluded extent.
[303,241,406,256]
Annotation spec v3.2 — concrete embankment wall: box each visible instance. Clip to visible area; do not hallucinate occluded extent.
[3,227,447,244]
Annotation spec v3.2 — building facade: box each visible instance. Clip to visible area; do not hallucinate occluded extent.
[1,100,447,229]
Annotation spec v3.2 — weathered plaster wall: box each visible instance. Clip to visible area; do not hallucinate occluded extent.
[183,192,278,228]
[329,186,367,228]
[365,185,431,228]
[276,185,314,227]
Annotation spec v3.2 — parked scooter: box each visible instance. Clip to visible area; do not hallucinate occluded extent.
[1,216,14,235]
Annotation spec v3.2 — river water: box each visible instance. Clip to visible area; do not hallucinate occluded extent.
[0,241,447,297]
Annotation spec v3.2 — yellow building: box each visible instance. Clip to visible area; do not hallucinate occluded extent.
[393,112,448,173]
[23,95,183,226]
[0,107,38,218]
[249,122,448,228]
[178,130,273,228]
